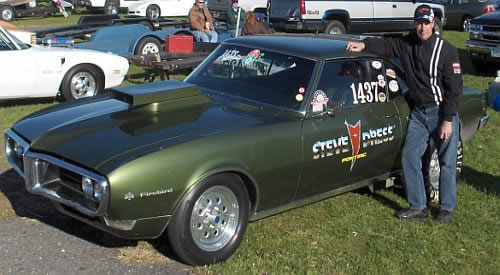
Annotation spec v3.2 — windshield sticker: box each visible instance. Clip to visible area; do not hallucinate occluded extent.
[312,121,396,170]
[296,94,304,102]
[379,92,387,102]
[350,82,380,104]
[389,80,399,92]
[219,49,241,63]
[311,90,329,112]
[386,68,396,79]
[371,61,382,70]
[299,87,305,94]
[377,75,386,88]
[243,49,263,65]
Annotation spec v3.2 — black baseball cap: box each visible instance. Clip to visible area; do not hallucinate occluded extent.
[231,0,238,3]
[414,4,434,22]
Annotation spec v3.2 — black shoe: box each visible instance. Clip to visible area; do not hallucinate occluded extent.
[397,208,429,222]
[437,209,453,224]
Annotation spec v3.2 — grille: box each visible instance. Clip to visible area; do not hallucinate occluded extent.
[482,25,500,32]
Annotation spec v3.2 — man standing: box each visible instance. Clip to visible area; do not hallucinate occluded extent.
[225,0,245,37]
[189,0,218,43]
[346,5,463,224]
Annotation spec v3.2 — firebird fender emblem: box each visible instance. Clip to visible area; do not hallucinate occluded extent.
[125,192,135,200]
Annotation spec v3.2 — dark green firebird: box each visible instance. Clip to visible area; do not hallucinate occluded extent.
[4,35,489,265]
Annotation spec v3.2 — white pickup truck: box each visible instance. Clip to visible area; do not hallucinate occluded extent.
[268,0,446,35]
[207,0,268,21]
[74,0,139,14]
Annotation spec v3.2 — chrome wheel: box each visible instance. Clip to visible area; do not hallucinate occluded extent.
[1,8,13,21]
[141,42,159,54]
[70,72,97,99]
[190,185,239,252]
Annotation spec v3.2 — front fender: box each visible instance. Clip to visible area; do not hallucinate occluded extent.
[321,9,350,26]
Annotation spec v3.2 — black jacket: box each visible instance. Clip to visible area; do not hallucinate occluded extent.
[364,32,463,122]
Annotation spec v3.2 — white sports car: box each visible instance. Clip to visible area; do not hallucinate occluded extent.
[127,0,193,19]
[0,25,129,101]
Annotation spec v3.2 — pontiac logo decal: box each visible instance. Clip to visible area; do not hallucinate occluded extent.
[125,192,135,201]
[345,120,362,171]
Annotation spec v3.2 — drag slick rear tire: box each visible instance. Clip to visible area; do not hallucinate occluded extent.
[167,173,250,265]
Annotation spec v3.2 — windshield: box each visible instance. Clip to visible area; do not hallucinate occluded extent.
[0,28,30,50]
[186,45,316,110]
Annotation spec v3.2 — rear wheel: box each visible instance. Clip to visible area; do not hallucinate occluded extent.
[61,64,102,101]
[434,18,443,36]
[0,6,15,21]
[146,4,160,19]
[104,0,119,15]
[167,173,250,265]
[323,20,346,34]
[135,37,161,55]
[423,139,463,203]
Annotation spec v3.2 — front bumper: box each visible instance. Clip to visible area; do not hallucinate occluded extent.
[466,39,500,62]
[271,19,322,32]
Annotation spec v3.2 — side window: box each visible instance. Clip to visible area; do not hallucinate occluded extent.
[384,60,409,100]
[313,59,387,112]
[0,32,14,51]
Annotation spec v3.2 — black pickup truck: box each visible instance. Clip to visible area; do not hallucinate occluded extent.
[466,10,500,72]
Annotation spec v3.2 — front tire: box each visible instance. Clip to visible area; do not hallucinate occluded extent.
[167,173,250,265]
[0,6,15,21]
[462,15,472,32]
[323,20,346,34]
[135,37,161,55]
[61,64,102,101]
[423,139,463,203]
[146,4,160,19]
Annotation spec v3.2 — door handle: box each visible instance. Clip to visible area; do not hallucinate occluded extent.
[392,5,397,8]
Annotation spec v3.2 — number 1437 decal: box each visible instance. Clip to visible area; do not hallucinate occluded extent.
[350,82,386,104]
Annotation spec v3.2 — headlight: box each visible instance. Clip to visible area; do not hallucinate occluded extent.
[468,24,481,32]
[82,176,105,203]
[82,177,94,199]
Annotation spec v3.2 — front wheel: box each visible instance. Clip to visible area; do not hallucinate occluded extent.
[61,64,102,101]
[323,20,346,34]
[462,16,472,32]
[423,139,463,203]
[146,4,160,19]
[0,6,15,21]
[167,173,250,265]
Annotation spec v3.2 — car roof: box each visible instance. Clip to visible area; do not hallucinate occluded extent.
[222,34,364,60]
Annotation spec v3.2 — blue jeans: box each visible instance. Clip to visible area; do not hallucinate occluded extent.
[193,30,218,43]
[401,106,459,211]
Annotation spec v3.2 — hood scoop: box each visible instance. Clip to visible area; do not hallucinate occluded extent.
[111,80,211,112]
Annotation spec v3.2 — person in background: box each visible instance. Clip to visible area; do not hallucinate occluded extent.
[243,11,272,35]
[225,0,245,37]
[189,0,218,43]
[346,4,463,224]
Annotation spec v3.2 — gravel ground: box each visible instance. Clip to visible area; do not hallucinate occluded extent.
[0,169,191,274]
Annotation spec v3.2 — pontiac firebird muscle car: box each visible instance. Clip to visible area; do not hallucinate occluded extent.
[0,25,129,101]
[4,34,489,265]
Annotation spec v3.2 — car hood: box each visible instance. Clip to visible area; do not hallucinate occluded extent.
[12,81,281,173]
[470,11,500,25]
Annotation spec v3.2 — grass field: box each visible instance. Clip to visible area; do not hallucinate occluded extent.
[1,16,499,274]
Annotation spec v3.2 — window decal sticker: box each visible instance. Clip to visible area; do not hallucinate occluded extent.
[389,80,399,92]
[386,68,396,79]
[296,94,304,102]
[311,90,329,112]
[377,74,385,88]
[371,61,382,69]
[243,49,263,65]
[298,87,305,94]
[379,92,386,102]
[350,82,379,104]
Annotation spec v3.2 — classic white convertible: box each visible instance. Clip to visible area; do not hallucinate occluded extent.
[0,26,129,101]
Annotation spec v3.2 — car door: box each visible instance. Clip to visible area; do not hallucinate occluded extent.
[372,0,397,32]
[446,0,462,27]
[389,0,416,31]
[296,58,403,199]
[0,31,38,99]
